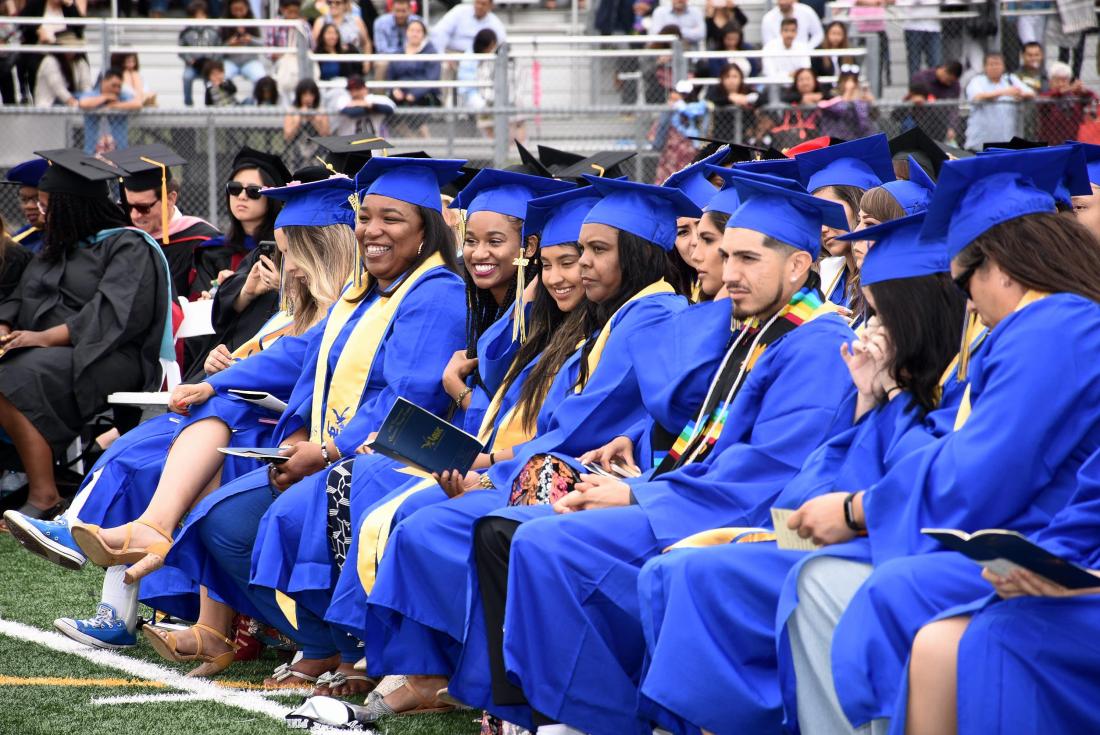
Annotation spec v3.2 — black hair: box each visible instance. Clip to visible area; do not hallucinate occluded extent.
[472,28,497,53]
[720,20,743,45]
[225,164,280,249]
[462,214,529,362]
[202,58,225,78]
[41,191,130,262]
[867,273,966,416]
[1022,41,1043,52]
[109,52,139,71]
[186,0,208,15]
[575,230,677,389]
[317,23,346,52]
[293,78,321,108]
[780,17,798,28]
[102,67,124,81]
[253,76,279,105]
[942,60,963,78]
[491,241,587,433]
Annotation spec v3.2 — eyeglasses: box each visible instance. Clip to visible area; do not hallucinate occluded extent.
[953,257,983,299]
[226,182,264,200]
[128,200,160,215]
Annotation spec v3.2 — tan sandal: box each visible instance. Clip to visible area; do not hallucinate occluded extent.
[71,519,174,584]
[142,623,236,678]
[358,680,456,722]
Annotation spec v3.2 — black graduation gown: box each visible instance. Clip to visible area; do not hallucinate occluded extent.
[0,229,169,450]
[159,219,221,300]
[0,244,31,300]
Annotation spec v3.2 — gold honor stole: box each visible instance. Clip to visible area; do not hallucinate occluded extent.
[230,311,296,360]
[953,290,1048,431]
[11,226,39,245]
[309,253,445,445]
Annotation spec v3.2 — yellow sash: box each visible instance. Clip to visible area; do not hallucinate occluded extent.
[11,226,39,244]
[309,254,445,444]
[230,311,295,360]
[575,279,675,394]
[953,290,1048,431]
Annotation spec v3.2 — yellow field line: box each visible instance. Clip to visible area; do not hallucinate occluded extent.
[0,675,286,692]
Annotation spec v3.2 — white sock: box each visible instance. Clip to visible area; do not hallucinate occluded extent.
[535,726,586,735]
[101,565,139,632]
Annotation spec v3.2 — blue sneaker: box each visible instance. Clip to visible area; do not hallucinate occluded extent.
[55,604,137,650]
[3,511,86,571]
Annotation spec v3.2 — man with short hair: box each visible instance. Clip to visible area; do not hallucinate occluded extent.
[329,74,396,135]
[78,68,143,154]
[760,0,824,48]
[374,0,422,54]
[762,17,811,79]
[910,59,963,100]
[430,0,507,53]
[648,0,705,46]
[1017,41,1049,93]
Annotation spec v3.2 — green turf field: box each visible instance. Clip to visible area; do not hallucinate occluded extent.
[0,533,482,735]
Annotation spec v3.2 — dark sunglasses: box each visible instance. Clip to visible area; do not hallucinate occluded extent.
[953,257,983,299]
[128,200,160,215]
[226,182,264,200]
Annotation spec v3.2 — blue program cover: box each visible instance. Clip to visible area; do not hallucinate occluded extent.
[369,397,485,476]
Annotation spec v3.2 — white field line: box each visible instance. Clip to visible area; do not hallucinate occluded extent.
[91,692,211,705]
[0,616,288,721]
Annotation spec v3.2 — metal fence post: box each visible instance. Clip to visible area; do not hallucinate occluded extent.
[296,25,312,80]
[671,39,686,85]
[865,31,882,98]
[492,43,509,167]
[206,113,218,224]
[100,18,110,77]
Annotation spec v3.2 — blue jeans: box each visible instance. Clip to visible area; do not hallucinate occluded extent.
[183,64,200,106]
[224,59,267,84]
[904,29,941,80]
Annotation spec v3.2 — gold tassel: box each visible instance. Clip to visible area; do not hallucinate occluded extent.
[315,155,337,175]
[140,156,169,245]
[512,249,530,344]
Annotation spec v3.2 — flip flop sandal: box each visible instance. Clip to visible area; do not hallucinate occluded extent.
[355,681,456,722]
[264,662,321,690]
[314,670,379,696]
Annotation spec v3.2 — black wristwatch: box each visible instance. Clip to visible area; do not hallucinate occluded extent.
[843,492,863,532]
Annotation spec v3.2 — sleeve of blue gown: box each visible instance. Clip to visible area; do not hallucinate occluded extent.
[632,316,857,546]
[204,323,321,398]
[331,275,467,458]
[864,296,1100,561]
[508,293,687,460]
[1032,450,1100,567]
[620,417,649,447]
[477,307,523,396]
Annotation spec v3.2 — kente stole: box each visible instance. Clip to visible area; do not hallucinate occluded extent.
[654,283,836,476]
[309,253,445,444]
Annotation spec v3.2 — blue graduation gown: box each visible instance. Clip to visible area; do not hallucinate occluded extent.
[365,292,687,679]
[163,269,466,621]
[829,294,1100,729]
[454,314,856,735]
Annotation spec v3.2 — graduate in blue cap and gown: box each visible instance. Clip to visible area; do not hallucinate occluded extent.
[900,447,1100,735]
[4,176,360,645]
[779,145,1100,735]
[1068,140,1100,240]
[793,134,896,315]
[3,157,47,253]
[661,147,728,299]
[634,208,970,735]
[455,170,858,735]
[71,161,467,678]
[358,177,697,719]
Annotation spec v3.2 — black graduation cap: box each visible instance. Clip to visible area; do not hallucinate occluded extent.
[442,165,482,199]
[888,126,948,180]
[689,136,786,164]
[231,146,291,187]
[512,141,554,178]
[982,136,1045,151]
[556,150,637,181]
[536,145,585,175]
[105,144,187,192]
[935,141,976,161]
[291,165,335,184]
[34,148,120,199]
[310,134,392,176]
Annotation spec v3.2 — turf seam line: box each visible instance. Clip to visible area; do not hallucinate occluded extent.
[0,616,289,721]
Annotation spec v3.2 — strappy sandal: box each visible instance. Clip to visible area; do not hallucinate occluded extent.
[263,662,322,690]
[142,623,237,678]
[356,680,456,722]
[314,670,379,697]
[71,519,174,584]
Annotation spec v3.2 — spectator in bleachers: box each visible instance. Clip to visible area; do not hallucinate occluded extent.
[816,71,876,140]
[374,0,420,54]
[812,20,860,94]
[653,79,710,182]
[1018,41,1049,94]
[898,0,941,79]
[760,0,823,49]
[456,26,496,108]
[910,59,963,101]
[1013,0,1050,46]
[328,74,395,135]
[701,21,758,77]
[707,62,760,138]
[781,65,823,105]
[890,81,951,141]
[770,66,821,146]
[315,23,361,80]
[762,17,811,79]
[1038,62,1097,146]
[387,19,441,107]
[648,0,705,48]
[266,0,310,48]
[32,32,90,106]
[179,0,222,107]
[203,59,239,105]
[965,51,1035,150]
[283,79,331,169]
[222,0,270,84]
[110,52,156,107]
[311,0,372,62]
[594,0,647,35]
[79,68,142,154]
[17,0,85,107]
[704,0,746,49]
[431,0,506,53]
[249,76,280,105]
[642,23,679,103]
[0,0,23,104]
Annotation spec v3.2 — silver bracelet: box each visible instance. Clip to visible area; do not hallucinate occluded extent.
[320,443,332,465]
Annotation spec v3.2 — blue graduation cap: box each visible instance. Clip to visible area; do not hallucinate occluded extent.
[795,133,896,193]
[836,212,947,286]
[522,187,603,249]
[5,158,48,188]
[581,176,703,251]
[263,176,357,229]
[979,143,1091,208]
[354,156,467,211]
[450,168,575,219]
[721,169,849,257]
[661,147,728,210]
[921,146,1088,262]
[703,158,803,217]
[879,156,936,215]
[1073,141,1100,186]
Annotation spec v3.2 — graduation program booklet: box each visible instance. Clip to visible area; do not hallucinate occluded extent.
[217,447,289,465]
[771,508,822,551]
[367,397,484,476]
[922,528,1100,590]
[227,389,289,414]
